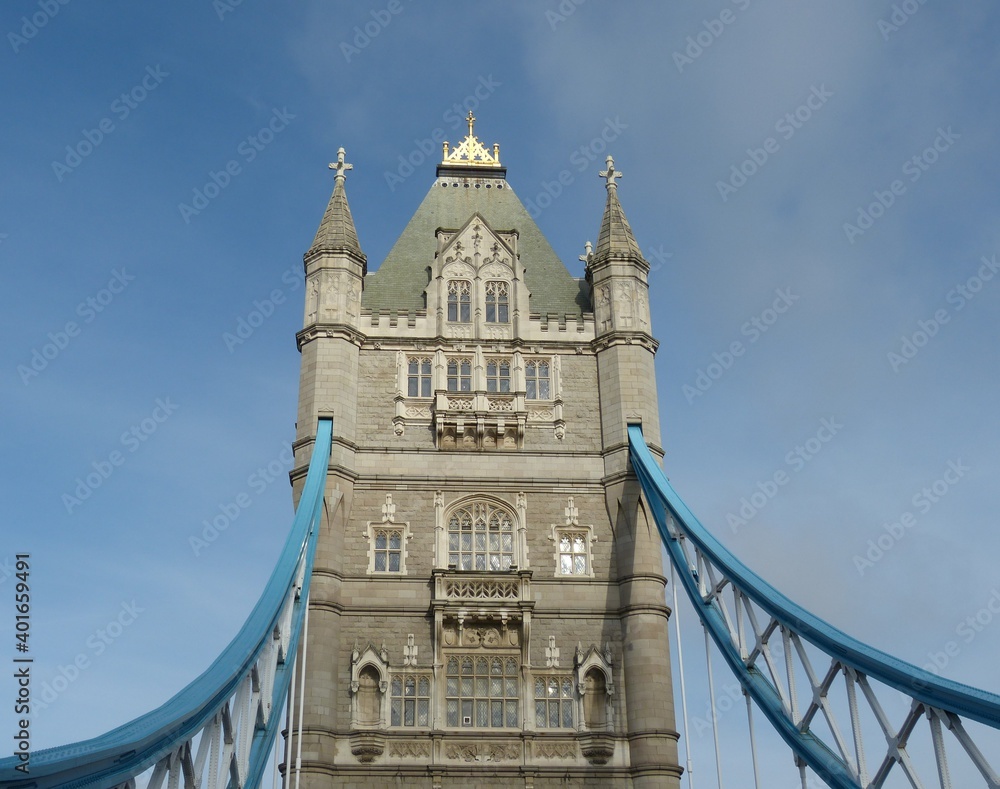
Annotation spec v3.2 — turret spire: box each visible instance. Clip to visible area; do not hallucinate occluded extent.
[593,155,643,262]
[307,147,364,261]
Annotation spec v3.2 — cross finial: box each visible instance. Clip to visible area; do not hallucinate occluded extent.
[328,147,353,182]
[466,110,476,137]
[599,155,621,187]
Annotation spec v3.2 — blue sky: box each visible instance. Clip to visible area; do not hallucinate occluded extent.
[2,0,999,781]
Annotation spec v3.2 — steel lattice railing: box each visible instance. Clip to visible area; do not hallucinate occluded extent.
[0,419,334,789]
[628,424,1000,789]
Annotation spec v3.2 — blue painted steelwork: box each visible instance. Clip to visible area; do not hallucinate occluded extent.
[0,418,334,789]
[627,424,1000,787]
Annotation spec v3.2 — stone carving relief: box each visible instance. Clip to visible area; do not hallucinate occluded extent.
[389,741,431,758]
[445,742,520,762]
[535,742,577,760]
[306,275,319,323]
[442,622,520,649]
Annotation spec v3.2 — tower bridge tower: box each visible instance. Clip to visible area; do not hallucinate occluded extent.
[288,116,681,788]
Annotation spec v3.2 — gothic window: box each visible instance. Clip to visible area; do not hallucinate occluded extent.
[366,519,409,575]
[407,357,432,397]
[525,360,551,400]
[556,529,590,576]
[447,280,471,322]
[373,528,403,572]
[448,501,514,571]
[446,655,519,728]
[485,281,509,323]
[534,677,575,729]
[485,359,511,393]
[390,674,431,727]
[446,357,472,392]
[356,666,382,728]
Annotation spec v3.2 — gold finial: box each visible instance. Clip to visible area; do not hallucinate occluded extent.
[441,114,501,167]
[328,147,353,182]
[599,155,621,187]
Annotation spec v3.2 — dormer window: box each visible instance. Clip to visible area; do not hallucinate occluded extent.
[485,281,509,323]
[447,280,471,322]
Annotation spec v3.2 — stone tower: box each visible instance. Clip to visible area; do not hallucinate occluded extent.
[287,117,682,788]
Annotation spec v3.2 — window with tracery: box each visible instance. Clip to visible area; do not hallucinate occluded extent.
[390,674,431,727]
[407,357,432,397]
[485,281,509,323]
[372,528,403,572]
[447,280,471,322]
[446,655,519,728]
[446,357,472,392]
[525,360,551,400]
[447,501,515,571]
[534,676,575,728]
[485,359,511,393]
[556,529,590,576]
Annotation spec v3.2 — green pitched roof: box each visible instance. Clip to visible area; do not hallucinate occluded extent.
[363,177,589,316]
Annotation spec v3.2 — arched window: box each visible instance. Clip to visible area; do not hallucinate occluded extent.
[407,357,432,397]
[486,359,511,393]
[446,357,472,392]
[525,360,550,400]
[447,280,471,322]
[390,674,431,727]
[447,501,515,571]
[535,676,575,728]
[485,281,509,323]
[446,655,519,727]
